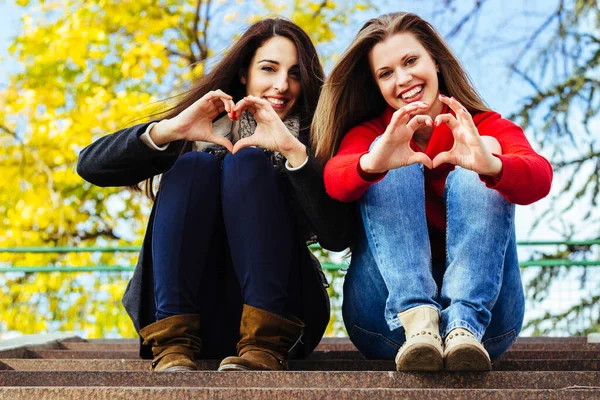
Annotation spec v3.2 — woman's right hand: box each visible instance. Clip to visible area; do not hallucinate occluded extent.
[359,102,434,174]
[150,90,235,151]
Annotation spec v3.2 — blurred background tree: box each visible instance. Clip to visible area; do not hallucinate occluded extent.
[0,0,373,337]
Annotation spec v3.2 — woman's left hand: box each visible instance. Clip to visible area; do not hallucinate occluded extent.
[231,96,307,167]
[432,95,503,178]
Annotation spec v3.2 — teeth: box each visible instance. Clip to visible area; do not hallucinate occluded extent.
[401,86,423,99]
[267,97,286,105]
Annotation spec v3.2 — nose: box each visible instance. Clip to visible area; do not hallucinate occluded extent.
[273,72,289,93]
[396,67,412,87]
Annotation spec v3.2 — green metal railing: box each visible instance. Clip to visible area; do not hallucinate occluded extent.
[0,240,599,272]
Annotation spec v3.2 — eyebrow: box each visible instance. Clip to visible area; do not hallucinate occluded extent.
[258,59,299,68]
[375,53,416,73]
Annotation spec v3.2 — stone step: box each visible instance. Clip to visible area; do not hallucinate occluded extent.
[1,358,598,372]
[23,349,600,360]
[498,351,600,360]
[58,341,600,352]
[0,371,598,389]
[0,387,597,400]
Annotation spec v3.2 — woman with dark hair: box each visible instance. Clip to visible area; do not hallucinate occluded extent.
[312,12,552,371]
[77,18,354,372]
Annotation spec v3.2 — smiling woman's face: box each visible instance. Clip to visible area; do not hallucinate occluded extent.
[242,36,301,120]
[368,32,443,119]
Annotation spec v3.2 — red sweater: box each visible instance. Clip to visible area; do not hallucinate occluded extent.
[324,106,553,259]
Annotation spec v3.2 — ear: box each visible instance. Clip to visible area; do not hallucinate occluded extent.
[436,63,440,73]
[239,69,247,85]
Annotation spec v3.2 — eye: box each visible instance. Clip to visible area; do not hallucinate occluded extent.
[406,57,417,66]
[261,65,276,72]
[289,69,301,80]
[379,70,392,79]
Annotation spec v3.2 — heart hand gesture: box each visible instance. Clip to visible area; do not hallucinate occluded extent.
[432,95,502,177]
[360,102,434,174]
[231,96,307,166]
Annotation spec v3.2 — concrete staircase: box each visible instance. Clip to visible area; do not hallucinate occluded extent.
[0,336,598,399]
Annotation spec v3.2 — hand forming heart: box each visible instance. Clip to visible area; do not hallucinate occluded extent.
[431,95,503,177]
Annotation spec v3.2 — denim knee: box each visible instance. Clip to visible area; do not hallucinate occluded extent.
[445,167,507,203]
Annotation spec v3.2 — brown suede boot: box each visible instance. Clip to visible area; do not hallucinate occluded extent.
[139,314,202,372]
[218,305,304,371]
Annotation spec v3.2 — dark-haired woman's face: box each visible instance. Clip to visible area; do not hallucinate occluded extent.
[368,32,443,119]
[241,36,301,120]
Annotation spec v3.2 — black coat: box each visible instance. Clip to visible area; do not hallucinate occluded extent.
[77,122,356,358]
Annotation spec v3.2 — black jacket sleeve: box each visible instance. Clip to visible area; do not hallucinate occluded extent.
[284,154,357,252]
[76,123,184,187]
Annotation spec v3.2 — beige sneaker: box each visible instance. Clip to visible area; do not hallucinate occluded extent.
[444,328,491,371]
[395,306,443,372]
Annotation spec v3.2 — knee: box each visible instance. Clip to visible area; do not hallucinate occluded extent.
[446,168,484,191]
[445,167,508,205]
[168,151,220,177]
[223,148,274,186]
[224,147,270,169]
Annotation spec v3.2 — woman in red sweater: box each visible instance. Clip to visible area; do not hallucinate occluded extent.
[312,12,553,371]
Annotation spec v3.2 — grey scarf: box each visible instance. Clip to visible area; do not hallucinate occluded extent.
[201,110,300,167]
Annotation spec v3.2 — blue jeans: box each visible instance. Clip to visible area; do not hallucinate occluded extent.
[343,164,524,361]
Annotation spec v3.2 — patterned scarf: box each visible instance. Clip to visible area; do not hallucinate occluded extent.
[198,110,300,167]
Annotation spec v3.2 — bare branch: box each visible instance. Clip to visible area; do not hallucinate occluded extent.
[510,66,543,93]
[312,0,328,18]
[0,124,22,144]
[444,0,488,39]
[512,0,564,69]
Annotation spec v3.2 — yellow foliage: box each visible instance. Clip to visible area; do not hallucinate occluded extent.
[1,0,370,339]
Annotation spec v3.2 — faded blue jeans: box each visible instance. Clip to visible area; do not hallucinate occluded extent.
[343,163,524,361]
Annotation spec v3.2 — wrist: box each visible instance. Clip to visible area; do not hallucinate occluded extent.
[281,138,307,168]
[484,156,503,179]
[150,119,179,146]
[359,153,383,174]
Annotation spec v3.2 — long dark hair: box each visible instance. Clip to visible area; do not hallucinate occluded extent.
[138,18,324,200]
[311,12,489,164]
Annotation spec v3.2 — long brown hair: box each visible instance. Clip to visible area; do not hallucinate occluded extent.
[311,12,489,164]
[138,18,324,200]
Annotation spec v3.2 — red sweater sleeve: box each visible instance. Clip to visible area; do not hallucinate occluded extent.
[324,120,386,202]
[476,112,553,205]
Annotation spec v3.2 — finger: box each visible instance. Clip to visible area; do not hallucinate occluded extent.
[406,114,433,132]
[457,106,477,131]
[207,134,233,152]
[435,113,460,130]
[432,151,454,169]
[219,97,231,113]
[232,137,256,154]
[228,99,236,120]
[389,106,415,128]
[412,152,433,169]
[438,94,464,115]
[243,95,273,111]
[214,101,226,114]
[204,89,233,102]
[233,98,249,114]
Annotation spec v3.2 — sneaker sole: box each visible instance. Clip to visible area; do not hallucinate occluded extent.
[396,343,443,372]
[445,344,492,371]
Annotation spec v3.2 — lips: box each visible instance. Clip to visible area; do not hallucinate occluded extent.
[400,85,423,100]
[265,96,289,109]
